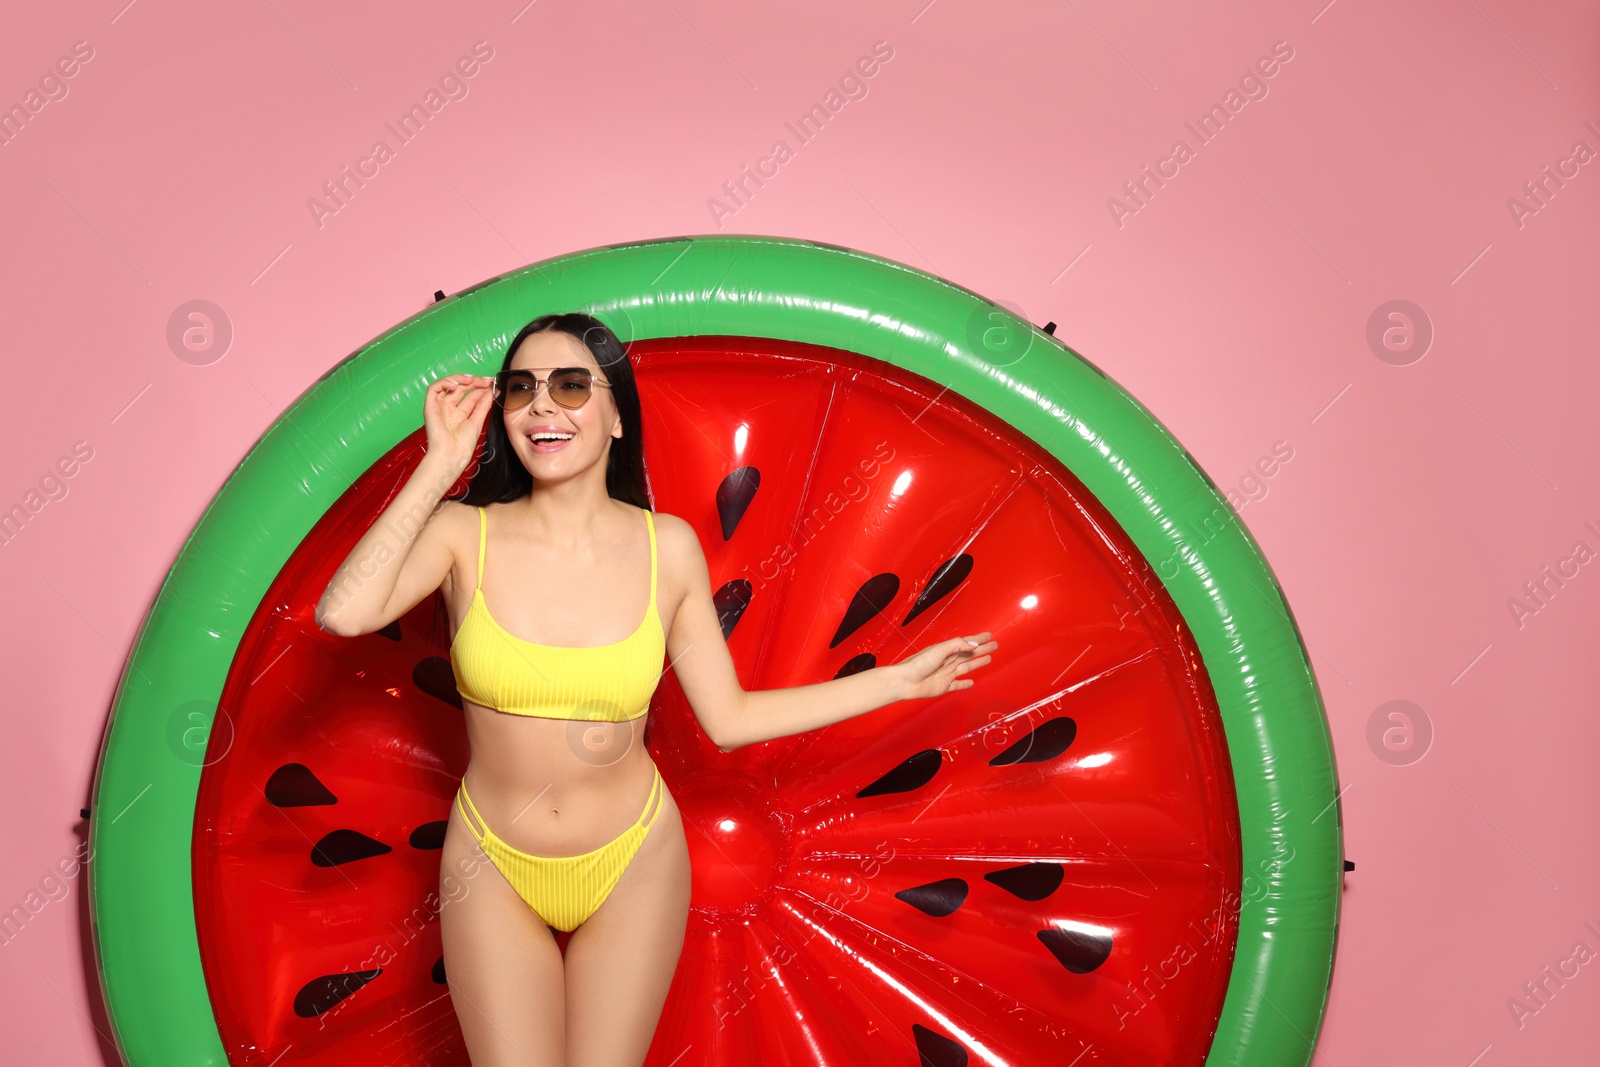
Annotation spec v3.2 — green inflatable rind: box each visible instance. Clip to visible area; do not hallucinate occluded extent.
[89,234,1340,1065]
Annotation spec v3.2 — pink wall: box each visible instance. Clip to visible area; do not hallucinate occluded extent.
[3,1,1596,1063]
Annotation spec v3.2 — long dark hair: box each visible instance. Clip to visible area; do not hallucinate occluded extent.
[430,311,651,647]
[447,311,650,510]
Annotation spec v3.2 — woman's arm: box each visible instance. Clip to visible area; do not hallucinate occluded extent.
[315,451,464,636]
[316,373,494,637]
[659,515,998,752]
[728,632,997,750]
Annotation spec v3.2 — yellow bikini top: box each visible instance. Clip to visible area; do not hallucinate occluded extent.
[450,505,666,721]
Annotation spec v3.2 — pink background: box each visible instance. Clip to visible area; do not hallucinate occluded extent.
[3,1,1597,1063]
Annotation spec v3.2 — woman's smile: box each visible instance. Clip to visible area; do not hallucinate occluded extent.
[524,423,578,454]
[527,432,574,454]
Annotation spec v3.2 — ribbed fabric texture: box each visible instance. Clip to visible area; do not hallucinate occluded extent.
[451,505,666,720]
[455,766,665,931]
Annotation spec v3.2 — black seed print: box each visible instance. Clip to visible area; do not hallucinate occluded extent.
[413,657,464,710]
[988,718,1077,766]
[713,580,752,640]
[716,466,760,540]
[431,956,447,985]
[1038,926,1113,974]
[895,878,968,917]
[293,969,381,1017]
[984,862,1065,901]
[829,573,900,648]
[902,554,973,627]
[310,829,393,867]
[409,821,447,850]
[264,764,337,807]
[911,1022,969,1066]
[834,652,876,678]
[857,749,942,797]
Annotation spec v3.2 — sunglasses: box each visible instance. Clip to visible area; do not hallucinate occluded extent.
[493,367,614,411]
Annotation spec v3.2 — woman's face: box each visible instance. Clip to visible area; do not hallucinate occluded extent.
[502,330,623,480]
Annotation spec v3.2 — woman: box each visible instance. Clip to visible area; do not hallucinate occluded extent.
[317,312,998,1066]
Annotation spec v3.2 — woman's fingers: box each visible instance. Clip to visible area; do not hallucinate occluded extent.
[434,375,492,414]
[942,632,997,682]
[950,634,997,658]
[470,384,495,420]
[952,655,993,676]
[900,633,997,692]
[434,374,490,395]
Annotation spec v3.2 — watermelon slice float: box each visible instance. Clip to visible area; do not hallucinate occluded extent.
[89,235,1342,1067]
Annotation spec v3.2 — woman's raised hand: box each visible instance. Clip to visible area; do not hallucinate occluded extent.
[424,374,495,474]
[891,632,999,701]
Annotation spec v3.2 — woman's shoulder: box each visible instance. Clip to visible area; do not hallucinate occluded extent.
[423,498,480,540]
[640,508,708,574]
[642,505,690,539]
[440,498,483,525]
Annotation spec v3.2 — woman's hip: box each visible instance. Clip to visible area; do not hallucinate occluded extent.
[454,758,666,861]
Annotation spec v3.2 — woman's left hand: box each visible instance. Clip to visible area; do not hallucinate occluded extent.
[890,632,998,701]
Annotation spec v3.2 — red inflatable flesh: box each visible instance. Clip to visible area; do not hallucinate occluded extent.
[192,336,1242,1066]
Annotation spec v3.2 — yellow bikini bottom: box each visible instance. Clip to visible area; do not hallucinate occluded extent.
[455,765,665,933]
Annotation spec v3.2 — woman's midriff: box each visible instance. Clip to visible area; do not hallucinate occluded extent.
[457,699,660,858]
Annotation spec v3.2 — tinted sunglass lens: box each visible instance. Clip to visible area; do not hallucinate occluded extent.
[497,375,534,411]
[550,369,593,409]
[496,370,594,411]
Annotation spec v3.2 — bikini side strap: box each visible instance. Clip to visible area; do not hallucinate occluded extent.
[645,509,657,607]
[455,780,487,837]
[475,506,487,593]
[639,765,665,831]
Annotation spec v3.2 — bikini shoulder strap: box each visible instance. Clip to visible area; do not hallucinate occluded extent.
[645,509,658,607]
[475,506,487,593]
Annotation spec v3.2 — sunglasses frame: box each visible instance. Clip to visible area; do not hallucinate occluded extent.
[493,367,614,411]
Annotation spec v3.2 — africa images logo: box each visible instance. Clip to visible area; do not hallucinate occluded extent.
[1106,40,1295,229]
[307,41,496,229]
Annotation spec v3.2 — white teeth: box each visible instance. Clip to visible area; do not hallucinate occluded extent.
[530,432,574,442]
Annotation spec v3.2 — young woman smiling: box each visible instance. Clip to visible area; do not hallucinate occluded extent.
[316,311,997,1066]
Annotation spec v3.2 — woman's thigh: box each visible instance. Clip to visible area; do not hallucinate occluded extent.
[439,799,566,1067]
[562,787,693,1067]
